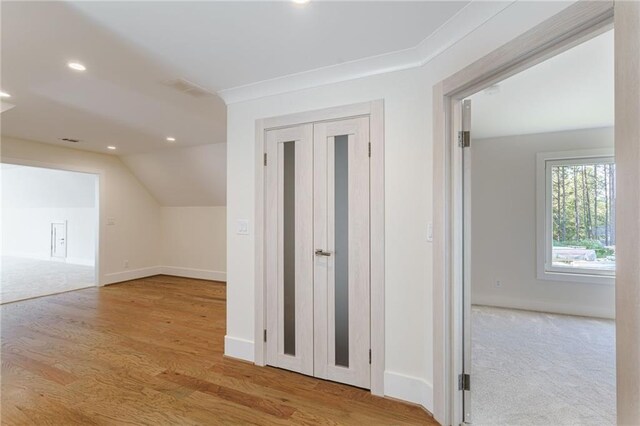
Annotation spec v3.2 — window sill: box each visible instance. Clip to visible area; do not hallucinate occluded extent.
[537,269,615,285]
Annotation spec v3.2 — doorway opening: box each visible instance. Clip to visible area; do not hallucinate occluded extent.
[461,28,615,425]
[1,163,99,303]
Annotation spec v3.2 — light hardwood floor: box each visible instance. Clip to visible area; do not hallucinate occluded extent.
[1,275,435,425]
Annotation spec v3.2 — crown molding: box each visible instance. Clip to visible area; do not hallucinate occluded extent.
[218,1,515,105]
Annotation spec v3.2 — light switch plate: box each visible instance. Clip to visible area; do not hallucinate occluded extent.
[237,219,249,235]
[106,218,116,226]
[427,222,433,242]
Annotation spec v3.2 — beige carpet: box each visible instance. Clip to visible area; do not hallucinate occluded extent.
[1,256,95,304]
[472,305,616,426]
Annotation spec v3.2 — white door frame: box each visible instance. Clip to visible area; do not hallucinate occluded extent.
[50,221,68,259]
[1,157,103,288]
[254,100,385,396]
[432,1,640,424]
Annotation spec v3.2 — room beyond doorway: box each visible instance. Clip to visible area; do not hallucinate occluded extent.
[464,28,616,425]
[1,163,98,303]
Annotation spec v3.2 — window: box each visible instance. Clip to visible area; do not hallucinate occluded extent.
[536,150,615,284]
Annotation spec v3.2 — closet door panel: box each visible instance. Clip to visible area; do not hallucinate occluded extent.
[314,117,371,389]
[265,124,314,376]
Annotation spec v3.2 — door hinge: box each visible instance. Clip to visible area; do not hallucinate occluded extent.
[264,153,267,166]
[458,373,470,391]
[263,329,267,342]
[369,349,372,364]
[458,131,471,148]
[368,142,371,157]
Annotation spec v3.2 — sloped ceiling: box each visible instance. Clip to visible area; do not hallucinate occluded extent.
[1,1,227,156]
[121,143,226,207]
[1,1,518,206]
[470,30,614,139]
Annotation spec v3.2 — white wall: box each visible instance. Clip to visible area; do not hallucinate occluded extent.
[161,206,226,281]
[2,164,97,265]
[1,137,162,283]
[470,127,615,319]
[121,143,226,207]
[224,1,574,410]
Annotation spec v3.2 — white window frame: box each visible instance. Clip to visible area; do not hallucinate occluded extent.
[536,148,615,285]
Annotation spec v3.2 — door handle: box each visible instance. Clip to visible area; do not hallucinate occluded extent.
[315,249,331,257]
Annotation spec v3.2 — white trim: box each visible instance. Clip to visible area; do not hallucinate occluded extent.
[0,252,95,267]
[535,149,615,285]
[472,297,615,320]
[66,257,95,267]
[161,266,226,282]
[102,266,162,285]
[254,100,385,396]
[384,371,434,412]
[218,2,514,104]
[614,2,640,421]
[224,335,254,362]
[432,2,615,425]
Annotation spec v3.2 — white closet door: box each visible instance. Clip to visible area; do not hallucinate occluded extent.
[313,117,371,389]
[265,124,314,376]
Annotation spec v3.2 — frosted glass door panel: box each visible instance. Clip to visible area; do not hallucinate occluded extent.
[313,117,371,389]
[265,125,314,376]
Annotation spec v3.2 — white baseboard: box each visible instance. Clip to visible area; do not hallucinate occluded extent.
[472,296,615,319]
[161,266,226,282]
[2,252,94,266]
[66,257,95,267]
[102,266,162,286]
[224,335,254,362]
[384,371,433,413]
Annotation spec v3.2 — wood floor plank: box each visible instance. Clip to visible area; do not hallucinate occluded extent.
[1,275,436,425]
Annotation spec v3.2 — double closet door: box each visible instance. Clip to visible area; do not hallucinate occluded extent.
[265,117,371,389]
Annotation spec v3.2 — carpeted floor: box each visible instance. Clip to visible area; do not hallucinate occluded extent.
[472,305,616,426]
[1,256,95,304]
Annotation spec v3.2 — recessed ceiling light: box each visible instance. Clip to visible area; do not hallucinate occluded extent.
[107,146,116,150]
[166,137,176,142]
[68,62,87,71]
[292,0,310,4]
[0,91,11,98]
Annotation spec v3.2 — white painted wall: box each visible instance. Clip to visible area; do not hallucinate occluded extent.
[224,1,575,410]
[470,127,615,319]
[1,137,162,283]
[161,206,226,281]
[122,143,226,207]
[2,165,97,265]
[3,208,96,265]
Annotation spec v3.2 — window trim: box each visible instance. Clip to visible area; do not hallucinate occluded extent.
[536,148,615,285]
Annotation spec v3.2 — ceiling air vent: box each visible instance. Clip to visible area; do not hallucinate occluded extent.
[162,78,214,98]
[60,138,80,143]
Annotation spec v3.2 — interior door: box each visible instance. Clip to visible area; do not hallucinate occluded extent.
[313,117,371,389]
[51,222,67,259]
[265,124,314,376]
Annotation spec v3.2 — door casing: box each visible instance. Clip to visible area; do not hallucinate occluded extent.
[430,1,640,425]
[254,100,385,396]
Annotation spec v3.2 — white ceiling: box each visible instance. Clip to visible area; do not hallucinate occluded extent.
[1,0,504,206]
[69,1,469,93]
[1,1,227,156]
[1,1,472,156]
[470,30,614,139]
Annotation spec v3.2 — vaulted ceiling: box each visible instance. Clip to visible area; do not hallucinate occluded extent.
[1,1,498,206]
[470,30,614,139]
